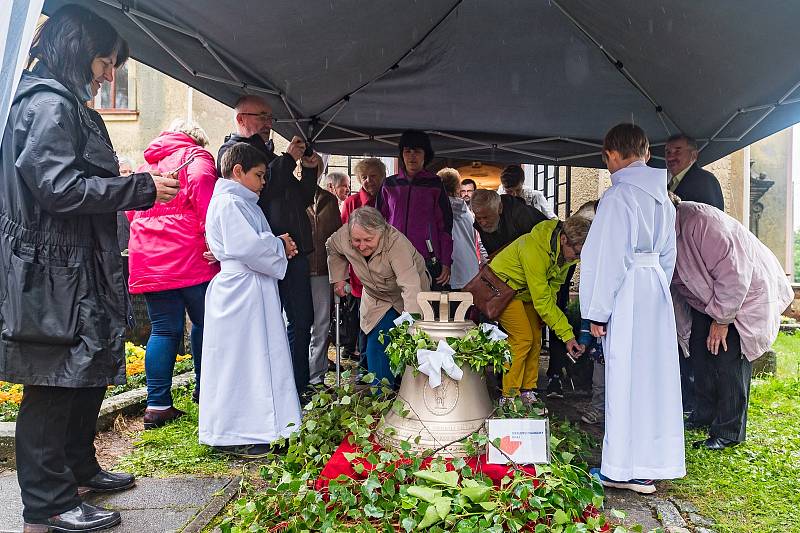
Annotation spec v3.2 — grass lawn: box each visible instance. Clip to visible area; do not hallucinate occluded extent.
[114,383,231,477]
[666,332,800,533]
[771,329,800,379]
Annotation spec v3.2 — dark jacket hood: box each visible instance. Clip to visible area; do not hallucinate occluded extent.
[14,64,78,106]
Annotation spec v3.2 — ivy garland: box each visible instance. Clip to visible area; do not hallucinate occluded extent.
[380,322,513,378]
[218,373,609,533]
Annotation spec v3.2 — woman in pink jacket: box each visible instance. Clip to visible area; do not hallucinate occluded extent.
[671,197,793,450]
[128,119,219,428]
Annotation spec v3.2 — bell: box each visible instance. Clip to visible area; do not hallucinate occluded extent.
[376,292,494,457]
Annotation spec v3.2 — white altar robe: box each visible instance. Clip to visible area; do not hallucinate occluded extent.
[199,178,301,446]
[579,161,685,481]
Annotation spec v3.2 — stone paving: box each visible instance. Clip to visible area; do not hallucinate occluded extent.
[0,473,236,533]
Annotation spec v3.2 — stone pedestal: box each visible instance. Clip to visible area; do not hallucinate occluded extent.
[376,292,494,457]
[753,350,777,376]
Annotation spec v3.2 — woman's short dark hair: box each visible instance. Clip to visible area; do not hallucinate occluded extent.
[603,123,649,159]
[220,143,268,178]
[29,5,130,98]
[398,130,434,171]
[500,165,525,188]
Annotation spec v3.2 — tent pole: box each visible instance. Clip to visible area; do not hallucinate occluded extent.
[549,0,681,136]
[497,145,557,162]
[124,12,194,76]
[315,136,370,144]
[280,93,306,141]
[312,99,349,142]
[310,0,465,119]
[327,124,398,147]
[195,73,279,95]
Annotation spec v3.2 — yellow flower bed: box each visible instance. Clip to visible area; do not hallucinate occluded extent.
[0,342,192,407]
[0,382,22,405]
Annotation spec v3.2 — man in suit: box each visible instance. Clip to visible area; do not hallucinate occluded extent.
[665,133,724,419]
[666,134,724,210]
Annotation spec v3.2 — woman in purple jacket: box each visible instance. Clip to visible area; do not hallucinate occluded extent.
[376,130,453,289]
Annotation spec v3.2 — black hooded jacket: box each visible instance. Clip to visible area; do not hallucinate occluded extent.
[217,134,317,255]
[0,64,156,387]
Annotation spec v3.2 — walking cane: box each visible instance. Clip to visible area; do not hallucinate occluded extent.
[334,283,351,387]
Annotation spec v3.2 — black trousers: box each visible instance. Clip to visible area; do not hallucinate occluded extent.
[545,269,592,390]
[278,253,313,396]
[16,385,105,521]
[689,309,752,442]
[679,345,695,414]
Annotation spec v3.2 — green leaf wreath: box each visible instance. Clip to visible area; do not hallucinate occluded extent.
[380,321,513,378]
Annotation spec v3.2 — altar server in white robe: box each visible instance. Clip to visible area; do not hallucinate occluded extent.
[199,142,302,458]
[580,124,685,494]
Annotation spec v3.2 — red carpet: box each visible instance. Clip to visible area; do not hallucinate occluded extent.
[315,434,537,491]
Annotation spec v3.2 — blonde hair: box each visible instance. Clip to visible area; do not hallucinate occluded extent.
[354,158,387,181]
[168,118,209,147]
[562,215,592,246]
[437,167,461,196]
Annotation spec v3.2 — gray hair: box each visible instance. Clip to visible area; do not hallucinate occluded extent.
[117,156,134,170]
[168,118,209,147]
[470,189,501,212]
[666,133,699,152]
[573,200,598,221]
[348,206,388,234]
[325,171,349,188]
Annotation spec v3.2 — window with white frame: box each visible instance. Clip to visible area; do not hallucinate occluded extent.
[93,62,135,112]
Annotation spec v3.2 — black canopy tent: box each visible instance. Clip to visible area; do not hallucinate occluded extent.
[41,0,800,167]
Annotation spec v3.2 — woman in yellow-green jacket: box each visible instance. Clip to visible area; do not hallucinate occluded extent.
[490,215,592,403]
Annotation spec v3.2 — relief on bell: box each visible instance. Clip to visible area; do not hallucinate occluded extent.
[423,375,459,416]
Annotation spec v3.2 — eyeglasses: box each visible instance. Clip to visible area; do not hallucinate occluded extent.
[239,112,274,121]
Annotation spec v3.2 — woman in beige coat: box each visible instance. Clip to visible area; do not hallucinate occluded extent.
[326,207,430,385]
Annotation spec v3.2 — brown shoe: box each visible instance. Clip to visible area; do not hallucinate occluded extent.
[143,406,185,430]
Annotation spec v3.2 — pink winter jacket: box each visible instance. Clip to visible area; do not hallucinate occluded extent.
[127,131,220,293]
[671,202,793,361]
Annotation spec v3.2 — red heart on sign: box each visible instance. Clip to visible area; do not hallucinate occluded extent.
[499,435,522,455]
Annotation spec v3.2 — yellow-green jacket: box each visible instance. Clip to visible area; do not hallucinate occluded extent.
[489,219,577,342]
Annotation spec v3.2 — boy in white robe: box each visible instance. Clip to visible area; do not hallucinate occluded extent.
[580,124,685,493]
[199,143,302,458]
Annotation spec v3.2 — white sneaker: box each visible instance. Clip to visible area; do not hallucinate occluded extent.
[520,390,539,406]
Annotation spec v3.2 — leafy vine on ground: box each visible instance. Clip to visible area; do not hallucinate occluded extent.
[219,372,608,532]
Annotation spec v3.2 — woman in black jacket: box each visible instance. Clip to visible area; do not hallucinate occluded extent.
[0,6,179,532]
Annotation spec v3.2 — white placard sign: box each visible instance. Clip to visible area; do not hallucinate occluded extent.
[487,418,550,465]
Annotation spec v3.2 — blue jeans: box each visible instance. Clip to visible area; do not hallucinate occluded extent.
[143,282,208,407]
[366,308,400,387]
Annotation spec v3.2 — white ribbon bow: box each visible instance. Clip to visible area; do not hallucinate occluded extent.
[393,311,416,327]
[480,322,508,341]
[416,340,463,388]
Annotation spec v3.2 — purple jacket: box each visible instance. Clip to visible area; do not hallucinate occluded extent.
[376,169,454,266]
[671,202,793,360]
